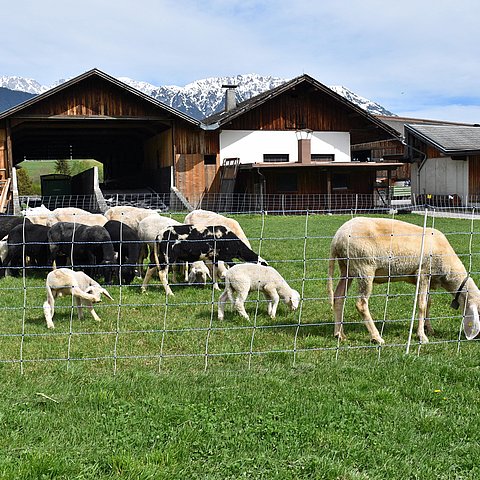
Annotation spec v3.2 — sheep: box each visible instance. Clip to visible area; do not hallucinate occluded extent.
[188,260,212,285]
[48,222,116,283]
[48,207,107,227]
[4,223,52,276]
[327,216,480,345]
[43,268,113,329]
[184,209,251,249]
[103,220,141,285]
[104,206,158,232]
[0,215,32,239]
[23,205,52,226]
[218,263,300,321]
[147,224,268,296]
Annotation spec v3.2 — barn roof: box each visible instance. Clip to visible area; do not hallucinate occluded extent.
[405,124,480,155]
[202,74,400,140]
[0,68,200,126]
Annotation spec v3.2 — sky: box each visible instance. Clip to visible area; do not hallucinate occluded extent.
[3,0,480,123]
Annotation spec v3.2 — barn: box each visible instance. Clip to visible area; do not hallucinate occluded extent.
[0,68,217,211]
[405,124,480,204]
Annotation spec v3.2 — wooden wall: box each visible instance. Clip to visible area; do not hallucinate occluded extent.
[222,83,391,144]
[468,155,480,196]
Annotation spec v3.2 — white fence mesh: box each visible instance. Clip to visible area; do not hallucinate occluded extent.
[1,200,480,373]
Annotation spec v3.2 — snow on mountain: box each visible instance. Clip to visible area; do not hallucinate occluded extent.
[0,73,394,118]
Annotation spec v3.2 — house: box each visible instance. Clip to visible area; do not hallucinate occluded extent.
[404,124,480,202]
[202,75,403,207]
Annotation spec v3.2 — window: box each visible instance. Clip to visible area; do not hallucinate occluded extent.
[277,173,298,192]
[263,154,289,163]
[311,154,334,162]
[204,154,217,165]
[332,174,348,190]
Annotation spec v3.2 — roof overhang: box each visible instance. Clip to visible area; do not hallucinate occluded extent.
[239,161,404,171]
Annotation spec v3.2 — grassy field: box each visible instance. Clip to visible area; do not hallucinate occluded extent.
[1,213,480,478]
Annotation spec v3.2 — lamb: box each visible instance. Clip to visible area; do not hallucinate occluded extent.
[327,217,480,345]
[218,263,300,320]
[188,260,212,285]
[48,208,107,227]
[43,268,113,329]
[184,209,251,248]
[104,206,158,232]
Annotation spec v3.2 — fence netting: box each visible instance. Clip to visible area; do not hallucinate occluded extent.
[1,199,479,373]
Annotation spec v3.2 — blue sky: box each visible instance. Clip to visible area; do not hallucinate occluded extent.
[3,0,480,122]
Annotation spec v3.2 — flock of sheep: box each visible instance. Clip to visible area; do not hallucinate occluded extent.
[1,205,479,345]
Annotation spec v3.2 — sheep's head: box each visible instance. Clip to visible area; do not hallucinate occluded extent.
[455,279,480,340]
[188,262,211,285]
[85,285,114,303]
[288,289,301,311]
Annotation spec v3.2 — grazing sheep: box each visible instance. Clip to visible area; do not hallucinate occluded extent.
[43,268,113,329]
[218,263,300,320]
[188,260,212,285]
[0,215,32,239]
[23,205,53,226]
[184,209,251,248]
[48,208,107,227]
[4,223,52,276]
[147,224,267,296]
[48,222,116,283]
[327,217,480,345]
[104,206,158,232]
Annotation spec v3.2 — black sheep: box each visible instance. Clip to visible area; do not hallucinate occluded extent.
[48,222,116,283]
[4,223,51,276]
[103,220,141,285]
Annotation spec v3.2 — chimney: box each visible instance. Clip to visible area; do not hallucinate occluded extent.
[222,84,238,112]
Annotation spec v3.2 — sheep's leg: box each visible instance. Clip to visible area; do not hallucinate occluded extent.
[76,297,84,320]
[84,301,101,322]
[416,285,430,343]
[233,291,249,320]
[355,276,384,345]
[43,300,55,329]
[218,289,229,320]
[333,275,353,341]
[424,296,434,335]
[158,266,174,296]
[141,266,157,293]
[264,285,280,318]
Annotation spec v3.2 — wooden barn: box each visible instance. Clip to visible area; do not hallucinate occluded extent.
[0,68,218,210]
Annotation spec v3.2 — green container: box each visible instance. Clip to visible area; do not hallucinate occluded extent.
[40,174,71,196]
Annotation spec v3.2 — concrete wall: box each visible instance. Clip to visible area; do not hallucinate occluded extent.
[219,130,351,164]
[411,157,468,198]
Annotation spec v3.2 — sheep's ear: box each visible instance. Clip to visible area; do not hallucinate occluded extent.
[463,303,480,340]
[101,288,114,301]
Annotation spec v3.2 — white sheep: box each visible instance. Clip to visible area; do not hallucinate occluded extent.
[104,206,158,232]
[327,217,480,345]
[43,268,113,329]
[23,205,52,226]
[218,263,300,320]
[48,207,107,227]
[184,209,251,249]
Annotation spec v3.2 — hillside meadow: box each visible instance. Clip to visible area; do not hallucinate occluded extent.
[1,213,479,479]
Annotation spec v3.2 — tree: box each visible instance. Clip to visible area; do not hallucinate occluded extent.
[16,167,36,195]
[54,159,71,176]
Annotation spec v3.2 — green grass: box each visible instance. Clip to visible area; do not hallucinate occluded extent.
[1,213,480,478]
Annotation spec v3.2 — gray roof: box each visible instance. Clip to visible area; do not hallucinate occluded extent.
[405,124,480,154]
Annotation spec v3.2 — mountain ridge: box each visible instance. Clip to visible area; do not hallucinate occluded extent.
[0,73,395,119]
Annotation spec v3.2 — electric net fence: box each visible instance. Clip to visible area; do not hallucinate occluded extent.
[0,203,479,374]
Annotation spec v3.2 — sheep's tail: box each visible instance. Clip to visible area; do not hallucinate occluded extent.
[225,277,235,304]
[327,247,336,309]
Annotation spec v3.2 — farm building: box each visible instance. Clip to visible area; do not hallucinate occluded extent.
[202,75,403,203]
[405,124,480,203]
[0,68,406,212]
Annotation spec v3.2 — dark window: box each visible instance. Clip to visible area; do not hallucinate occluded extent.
[277,173,298,192]
[332,174,348,190]
[263,153,289,163]
[311,154,334,162]
[351,150,371,162]
[204,154,217,165]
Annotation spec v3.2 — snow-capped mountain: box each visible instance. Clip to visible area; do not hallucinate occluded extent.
[0,73,394,118]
